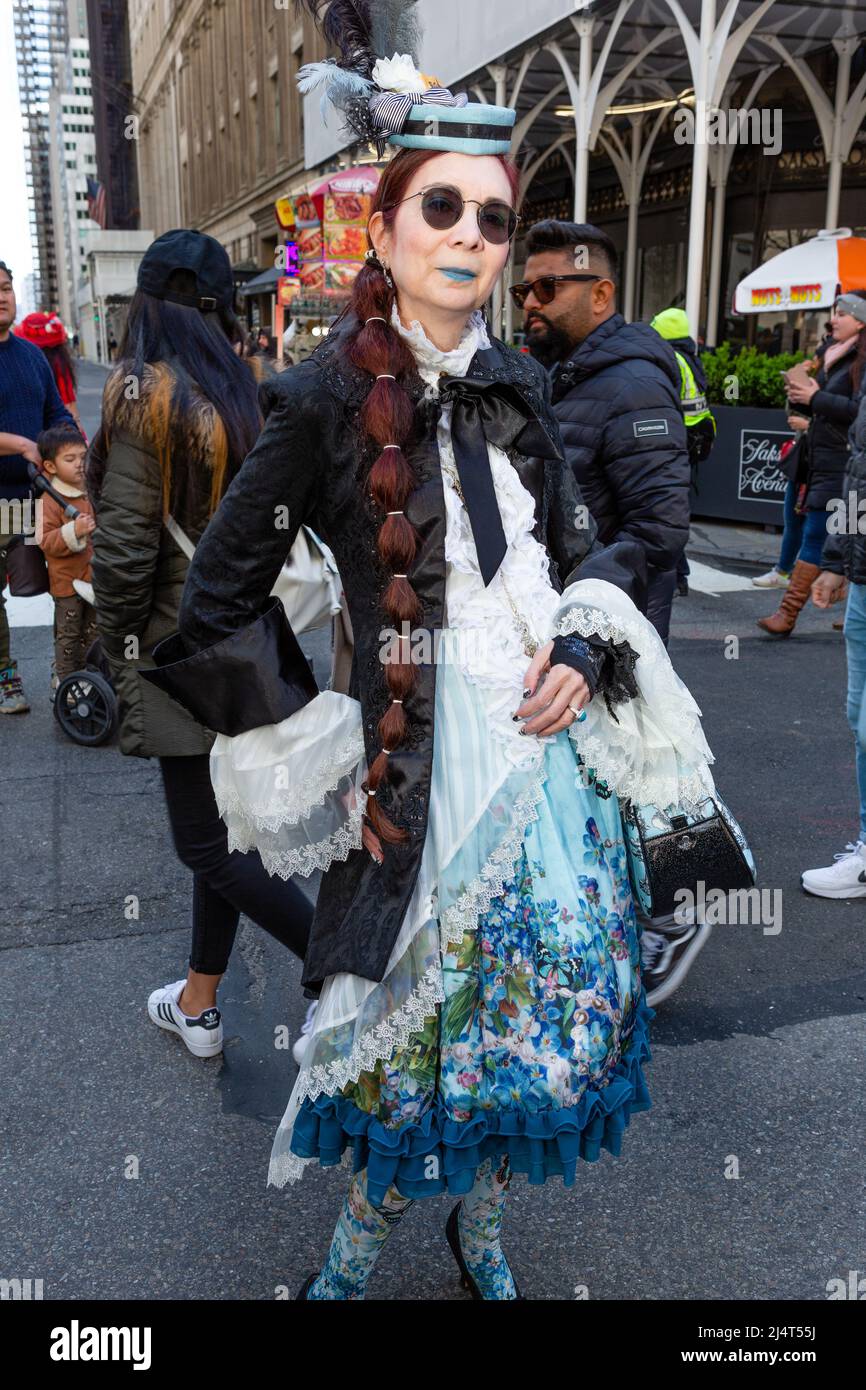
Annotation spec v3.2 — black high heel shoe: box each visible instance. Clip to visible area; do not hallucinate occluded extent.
[296,1272,319,1299]
[445,1202,525,1300]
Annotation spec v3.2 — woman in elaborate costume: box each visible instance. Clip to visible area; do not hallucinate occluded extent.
[147,2,716,1299]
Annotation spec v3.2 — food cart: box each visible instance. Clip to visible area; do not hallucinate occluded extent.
[274,164,382,361]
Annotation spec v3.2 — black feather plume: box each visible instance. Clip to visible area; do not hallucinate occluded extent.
[294,1,377,77]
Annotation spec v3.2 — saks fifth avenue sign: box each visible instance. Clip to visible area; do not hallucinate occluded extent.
[738,430,789,504]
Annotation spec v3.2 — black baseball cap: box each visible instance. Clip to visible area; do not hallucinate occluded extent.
[137,229,234,312]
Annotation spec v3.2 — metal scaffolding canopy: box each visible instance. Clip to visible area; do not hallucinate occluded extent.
[448,0,864,338]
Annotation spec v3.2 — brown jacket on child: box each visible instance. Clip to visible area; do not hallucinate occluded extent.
[37,480,95,596]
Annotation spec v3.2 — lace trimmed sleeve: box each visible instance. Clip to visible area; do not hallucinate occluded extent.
[209,690,368,880]
[549,576,716,809]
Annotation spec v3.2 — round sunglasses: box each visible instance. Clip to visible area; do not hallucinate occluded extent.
[384,184,520,245]
[509,273,603,309]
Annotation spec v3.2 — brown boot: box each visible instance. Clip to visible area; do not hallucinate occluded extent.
[757,560,820,636]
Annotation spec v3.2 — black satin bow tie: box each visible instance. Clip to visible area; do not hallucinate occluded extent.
[438,376,564,587]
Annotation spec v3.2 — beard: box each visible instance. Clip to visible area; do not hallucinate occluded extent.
[524,314,573,369]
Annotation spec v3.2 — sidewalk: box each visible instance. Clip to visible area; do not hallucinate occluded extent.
[687,517,781,571]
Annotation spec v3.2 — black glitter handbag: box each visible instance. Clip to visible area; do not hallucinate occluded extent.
[621,793,756,920]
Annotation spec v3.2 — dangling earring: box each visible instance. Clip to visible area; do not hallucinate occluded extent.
[365,247,393,289]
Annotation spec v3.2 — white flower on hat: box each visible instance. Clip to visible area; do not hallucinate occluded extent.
[372,53,425,96]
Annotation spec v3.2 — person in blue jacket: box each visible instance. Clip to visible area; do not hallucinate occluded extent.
[0,260,76,713]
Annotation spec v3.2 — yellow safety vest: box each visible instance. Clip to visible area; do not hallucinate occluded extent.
[673,350,714,429]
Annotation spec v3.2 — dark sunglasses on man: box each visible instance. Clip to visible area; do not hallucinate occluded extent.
[509,273,603,309]
[384,184,520,245]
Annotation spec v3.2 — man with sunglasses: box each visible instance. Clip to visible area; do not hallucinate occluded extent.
[514,223,699,1008]
[513,221,690,648]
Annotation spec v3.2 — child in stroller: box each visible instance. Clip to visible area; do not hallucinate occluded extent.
[30,438,118,745]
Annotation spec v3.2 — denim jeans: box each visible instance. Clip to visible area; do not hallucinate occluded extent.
[843,582,866,841]
[779,485,829,571]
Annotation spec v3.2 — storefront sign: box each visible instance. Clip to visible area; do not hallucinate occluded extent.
[737,429,789,503]
[690,407,793,524]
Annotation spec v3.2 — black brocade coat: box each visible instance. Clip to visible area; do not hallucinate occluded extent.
[145,312,647,995]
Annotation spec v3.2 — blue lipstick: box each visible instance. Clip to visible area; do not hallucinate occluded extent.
[439,267,477,282]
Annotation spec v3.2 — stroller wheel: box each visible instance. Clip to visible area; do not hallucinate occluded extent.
[54,670,118,746]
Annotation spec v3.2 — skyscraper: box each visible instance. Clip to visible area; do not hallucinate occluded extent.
[86,0,140,230]
[49,24,101,327]
[12,0,70,311]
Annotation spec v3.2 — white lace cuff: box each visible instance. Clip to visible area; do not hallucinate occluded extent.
[210,691,368,879]
[552,578,716,809]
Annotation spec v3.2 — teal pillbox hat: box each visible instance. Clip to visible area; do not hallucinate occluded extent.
[388,103,517,156]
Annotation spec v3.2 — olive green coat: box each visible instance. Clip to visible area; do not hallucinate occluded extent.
[90,365,224,758]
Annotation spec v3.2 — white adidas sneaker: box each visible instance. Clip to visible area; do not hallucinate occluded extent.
[147,979,223,1058]
[801,842,866,900]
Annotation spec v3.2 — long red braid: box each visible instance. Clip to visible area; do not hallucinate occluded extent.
[346,148,519,845]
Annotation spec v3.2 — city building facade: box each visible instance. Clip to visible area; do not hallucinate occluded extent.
[122,0,866,348]
[86,0,141,231]
[13,0,70,313]
[49,29,102,329]
[129,0,327,331]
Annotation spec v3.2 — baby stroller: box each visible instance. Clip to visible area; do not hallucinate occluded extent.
[28,462,119,746]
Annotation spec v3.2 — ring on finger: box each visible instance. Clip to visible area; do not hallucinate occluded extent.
[568,703,587,723]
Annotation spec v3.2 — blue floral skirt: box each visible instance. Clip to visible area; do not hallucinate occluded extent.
[290,725,654,1206]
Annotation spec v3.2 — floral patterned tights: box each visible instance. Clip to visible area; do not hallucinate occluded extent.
[307,1156,517,1300]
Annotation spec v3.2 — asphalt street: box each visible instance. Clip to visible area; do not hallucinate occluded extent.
[1,359,863,1302]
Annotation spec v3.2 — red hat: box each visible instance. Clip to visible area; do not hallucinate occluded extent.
[14,312,68,348]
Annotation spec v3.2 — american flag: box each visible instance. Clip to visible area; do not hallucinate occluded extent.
[87,177,107,229]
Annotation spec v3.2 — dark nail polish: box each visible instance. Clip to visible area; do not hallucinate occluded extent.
[519,727,526,735]
[523,688,532,698]
[512,714,520,721]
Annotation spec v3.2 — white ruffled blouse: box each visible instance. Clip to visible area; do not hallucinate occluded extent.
[395,304,564,762]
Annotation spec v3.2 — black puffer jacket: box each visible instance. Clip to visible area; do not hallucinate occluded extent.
[548,314,691,572]
[822,384,866,583]
[800,344,859,511]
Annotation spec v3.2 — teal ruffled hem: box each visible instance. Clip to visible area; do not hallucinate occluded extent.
[290,994,655,1206]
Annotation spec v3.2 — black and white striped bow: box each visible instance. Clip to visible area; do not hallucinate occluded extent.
[369,84,469,146]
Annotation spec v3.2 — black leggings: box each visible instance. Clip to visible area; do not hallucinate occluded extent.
[159,754,314,975]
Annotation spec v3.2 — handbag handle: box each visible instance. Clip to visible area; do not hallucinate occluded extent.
[164,513,195,561]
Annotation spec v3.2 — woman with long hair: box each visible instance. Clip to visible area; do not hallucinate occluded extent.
[146,5,721,1299]
[88,229,314,1061]
[758,290,866,636]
